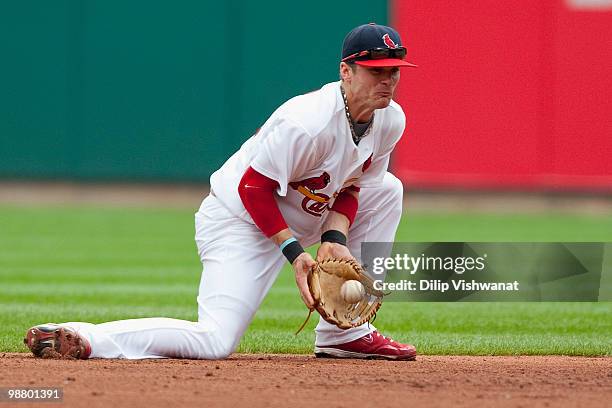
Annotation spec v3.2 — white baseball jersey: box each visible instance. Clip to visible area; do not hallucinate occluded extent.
[207,80,406,239]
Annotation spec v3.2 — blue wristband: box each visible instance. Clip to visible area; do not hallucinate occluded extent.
[279,237,298,251]
[279,237,305,264]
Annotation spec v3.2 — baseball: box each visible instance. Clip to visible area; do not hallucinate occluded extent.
[341,280,365,304]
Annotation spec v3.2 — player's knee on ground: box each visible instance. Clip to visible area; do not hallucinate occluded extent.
[186,329,239,360]
[207,338,238,360]
[189,320,244,360]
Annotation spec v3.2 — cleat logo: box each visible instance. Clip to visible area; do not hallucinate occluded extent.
[382,34,398,49]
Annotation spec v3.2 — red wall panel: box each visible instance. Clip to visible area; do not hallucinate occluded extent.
[391,1,612,191]
[554,7,612,177]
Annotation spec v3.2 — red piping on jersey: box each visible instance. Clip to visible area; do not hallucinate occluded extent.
[238,166,289,238]
[330,189,359,226]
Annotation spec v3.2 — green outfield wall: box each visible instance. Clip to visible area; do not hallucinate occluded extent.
[0,1,387,181]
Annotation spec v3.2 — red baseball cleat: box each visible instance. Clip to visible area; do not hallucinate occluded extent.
[24,323,91,360]
[314,331,416,360]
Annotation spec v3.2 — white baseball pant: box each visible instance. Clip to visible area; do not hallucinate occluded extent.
[63,172,403,359]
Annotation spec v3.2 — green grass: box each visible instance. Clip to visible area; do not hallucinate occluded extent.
[1,205,611,355]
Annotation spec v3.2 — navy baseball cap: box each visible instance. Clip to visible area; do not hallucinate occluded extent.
[341,23,417,67]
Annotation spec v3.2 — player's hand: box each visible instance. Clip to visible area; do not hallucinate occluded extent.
[292,252,316,309]
[316,242,354,262]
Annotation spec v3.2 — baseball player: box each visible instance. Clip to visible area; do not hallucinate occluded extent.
[24,23,417,360]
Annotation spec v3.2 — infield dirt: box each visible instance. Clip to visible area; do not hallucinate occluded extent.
[1,353,610,408]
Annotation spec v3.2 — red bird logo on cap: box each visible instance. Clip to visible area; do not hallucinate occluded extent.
[382,33,398,49]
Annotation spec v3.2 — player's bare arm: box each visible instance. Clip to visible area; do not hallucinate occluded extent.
[270,229,315,308]
[317,189,358,261]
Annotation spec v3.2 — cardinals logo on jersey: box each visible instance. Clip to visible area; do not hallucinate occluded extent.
[289,172,331,217]
[289,172,330,192]
[382,33,398,49]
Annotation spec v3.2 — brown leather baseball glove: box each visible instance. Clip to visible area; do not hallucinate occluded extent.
[296,258,384,334]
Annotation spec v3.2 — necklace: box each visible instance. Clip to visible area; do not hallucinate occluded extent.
[340,84,374,146]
